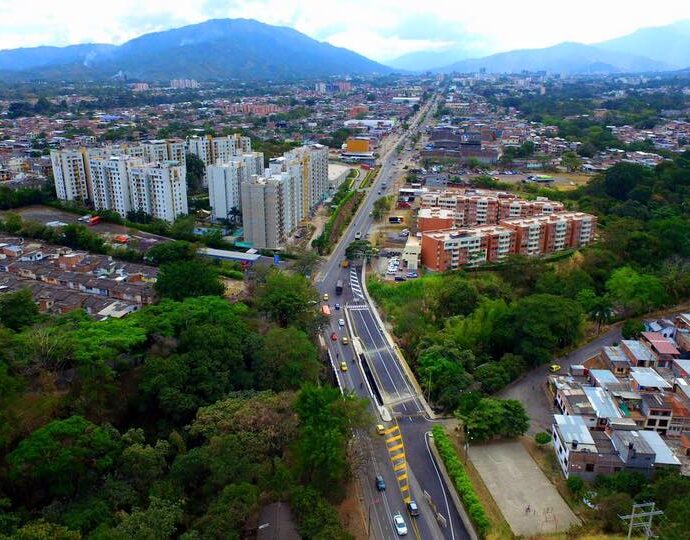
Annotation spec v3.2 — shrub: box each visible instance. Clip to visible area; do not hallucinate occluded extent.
[567,475,584,495]
[535,432,552,445]
[432,426,490,537]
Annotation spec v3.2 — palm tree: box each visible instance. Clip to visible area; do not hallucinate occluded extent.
[589,296,614,334]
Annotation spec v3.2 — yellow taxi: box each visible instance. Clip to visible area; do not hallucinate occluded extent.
[342,336,349,345]
[549,364,562,373]
[376,424,386,435]
[340,361,348,372]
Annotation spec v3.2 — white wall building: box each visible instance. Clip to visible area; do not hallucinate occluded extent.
[240,170,303,249]
[50,149,91,203]
[129,162,188,222]
[208,152,265,222]
[88,154,135,217]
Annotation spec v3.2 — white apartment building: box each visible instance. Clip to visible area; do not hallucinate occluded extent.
[240,171,303,249]
[50,149,91,203]
[271,144,328,216]
[186,134,252,167]
[128,162,188,222]
[207,153,264,222]
[88,154,135,217]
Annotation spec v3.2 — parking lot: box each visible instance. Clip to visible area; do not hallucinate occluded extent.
[375,250,419,282]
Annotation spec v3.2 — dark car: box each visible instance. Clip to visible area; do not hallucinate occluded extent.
[407,500,420,517]
[394,276,407,282]
[375,475,386,491]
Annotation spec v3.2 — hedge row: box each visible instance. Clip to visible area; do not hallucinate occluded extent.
[432,425,490,538]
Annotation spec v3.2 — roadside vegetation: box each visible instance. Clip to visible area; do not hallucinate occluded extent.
[432,426,490,538]
[0,260,363,538]
[312,180,364,255]
[359,166,380,189]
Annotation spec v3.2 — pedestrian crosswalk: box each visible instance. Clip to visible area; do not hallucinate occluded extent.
[383,424,411,503]
[347,303,370,311]
[350,268,364,300]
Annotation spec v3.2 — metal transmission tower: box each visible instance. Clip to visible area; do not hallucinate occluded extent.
[619,502,664,540]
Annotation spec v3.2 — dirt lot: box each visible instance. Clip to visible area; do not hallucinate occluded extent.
[0,204,170,251]
[469,441,580,537]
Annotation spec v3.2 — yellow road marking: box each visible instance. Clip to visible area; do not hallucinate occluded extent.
[397,473,408,481]
[393,462,406,471]
[388,443,404,453]
[400,484,410,492]
[386,434,402,443]
[383,426,399,435]
[390,452,405,461]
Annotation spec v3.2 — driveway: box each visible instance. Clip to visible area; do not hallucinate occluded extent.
[498,326,621,435]
[469,441,580,537]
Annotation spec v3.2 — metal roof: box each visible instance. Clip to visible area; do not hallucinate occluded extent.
[630,367,672,389]
[589,369,619,386]
[583,386,623,419]
[638,430,681,466]
[553,414,596,447]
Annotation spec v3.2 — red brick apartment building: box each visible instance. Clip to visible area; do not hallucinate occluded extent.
[420,212,596,271]
[418,208,455,232]
[420,190,565,228]
[420,225,515,271]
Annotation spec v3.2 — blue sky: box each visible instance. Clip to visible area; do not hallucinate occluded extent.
[1,0,690,61]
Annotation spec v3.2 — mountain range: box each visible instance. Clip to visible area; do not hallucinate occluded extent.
[0,19,388,81]
[1,18,690,81]
[391,20,690,74]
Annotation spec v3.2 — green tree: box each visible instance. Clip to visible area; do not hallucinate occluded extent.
[622,318,645,339]
[493,294,583,365]
[7,416,122,498]
[114,497,183,539]
[474,363,510,394]
[606,266,667,316]
[155,260,224,300]
[145,240,196,265]
[535,432,552,445]
[345,240,374,260]
[371,196,392,221]
[12,520,81,540]
[185,152,206,193]
[255,327,320,391]
[255,270,318,327]
[561,151,582,172]
[457,398,528,443]
[195,483,260,538]
[434,278,479,318]
[295,385,367,493]
[0,288,39,331]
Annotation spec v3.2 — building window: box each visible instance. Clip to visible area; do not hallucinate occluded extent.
[585,463,595,472]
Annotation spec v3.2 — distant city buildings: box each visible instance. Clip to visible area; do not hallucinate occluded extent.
[170,79,199,89]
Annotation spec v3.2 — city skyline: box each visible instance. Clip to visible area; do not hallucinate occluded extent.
[2,0,690,62]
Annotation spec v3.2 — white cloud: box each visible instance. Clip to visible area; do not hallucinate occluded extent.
[0,0,689,61]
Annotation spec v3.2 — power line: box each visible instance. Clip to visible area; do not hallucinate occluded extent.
[619,501,664,540]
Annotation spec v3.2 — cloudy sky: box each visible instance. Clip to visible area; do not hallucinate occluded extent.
[1,0,690,61]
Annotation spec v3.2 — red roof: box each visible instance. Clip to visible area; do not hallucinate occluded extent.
[642,332,680,356]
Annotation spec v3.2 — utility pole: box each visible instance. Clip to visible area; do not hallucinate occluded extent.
[619,502,663,540]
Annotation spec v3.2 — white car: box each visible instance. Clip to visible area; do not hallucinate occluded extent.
[393,513,408,536]
[338,318,345,327]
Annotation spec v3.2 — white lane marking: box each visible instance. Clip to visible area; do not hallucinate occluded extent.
[351,307,406,401]
[424,431,456,540]
[366,306,418,401]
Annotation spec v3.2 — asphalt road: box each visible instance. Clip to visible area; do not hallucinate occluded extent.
[498,325,622,435]
[316,94,470,540]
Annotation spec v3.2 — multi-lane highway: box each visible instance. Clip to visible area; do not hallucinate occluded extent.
[315,94,471,540]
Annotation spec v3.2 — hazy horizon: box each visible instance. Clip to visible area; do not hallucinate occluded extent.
[1,0,690,62]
